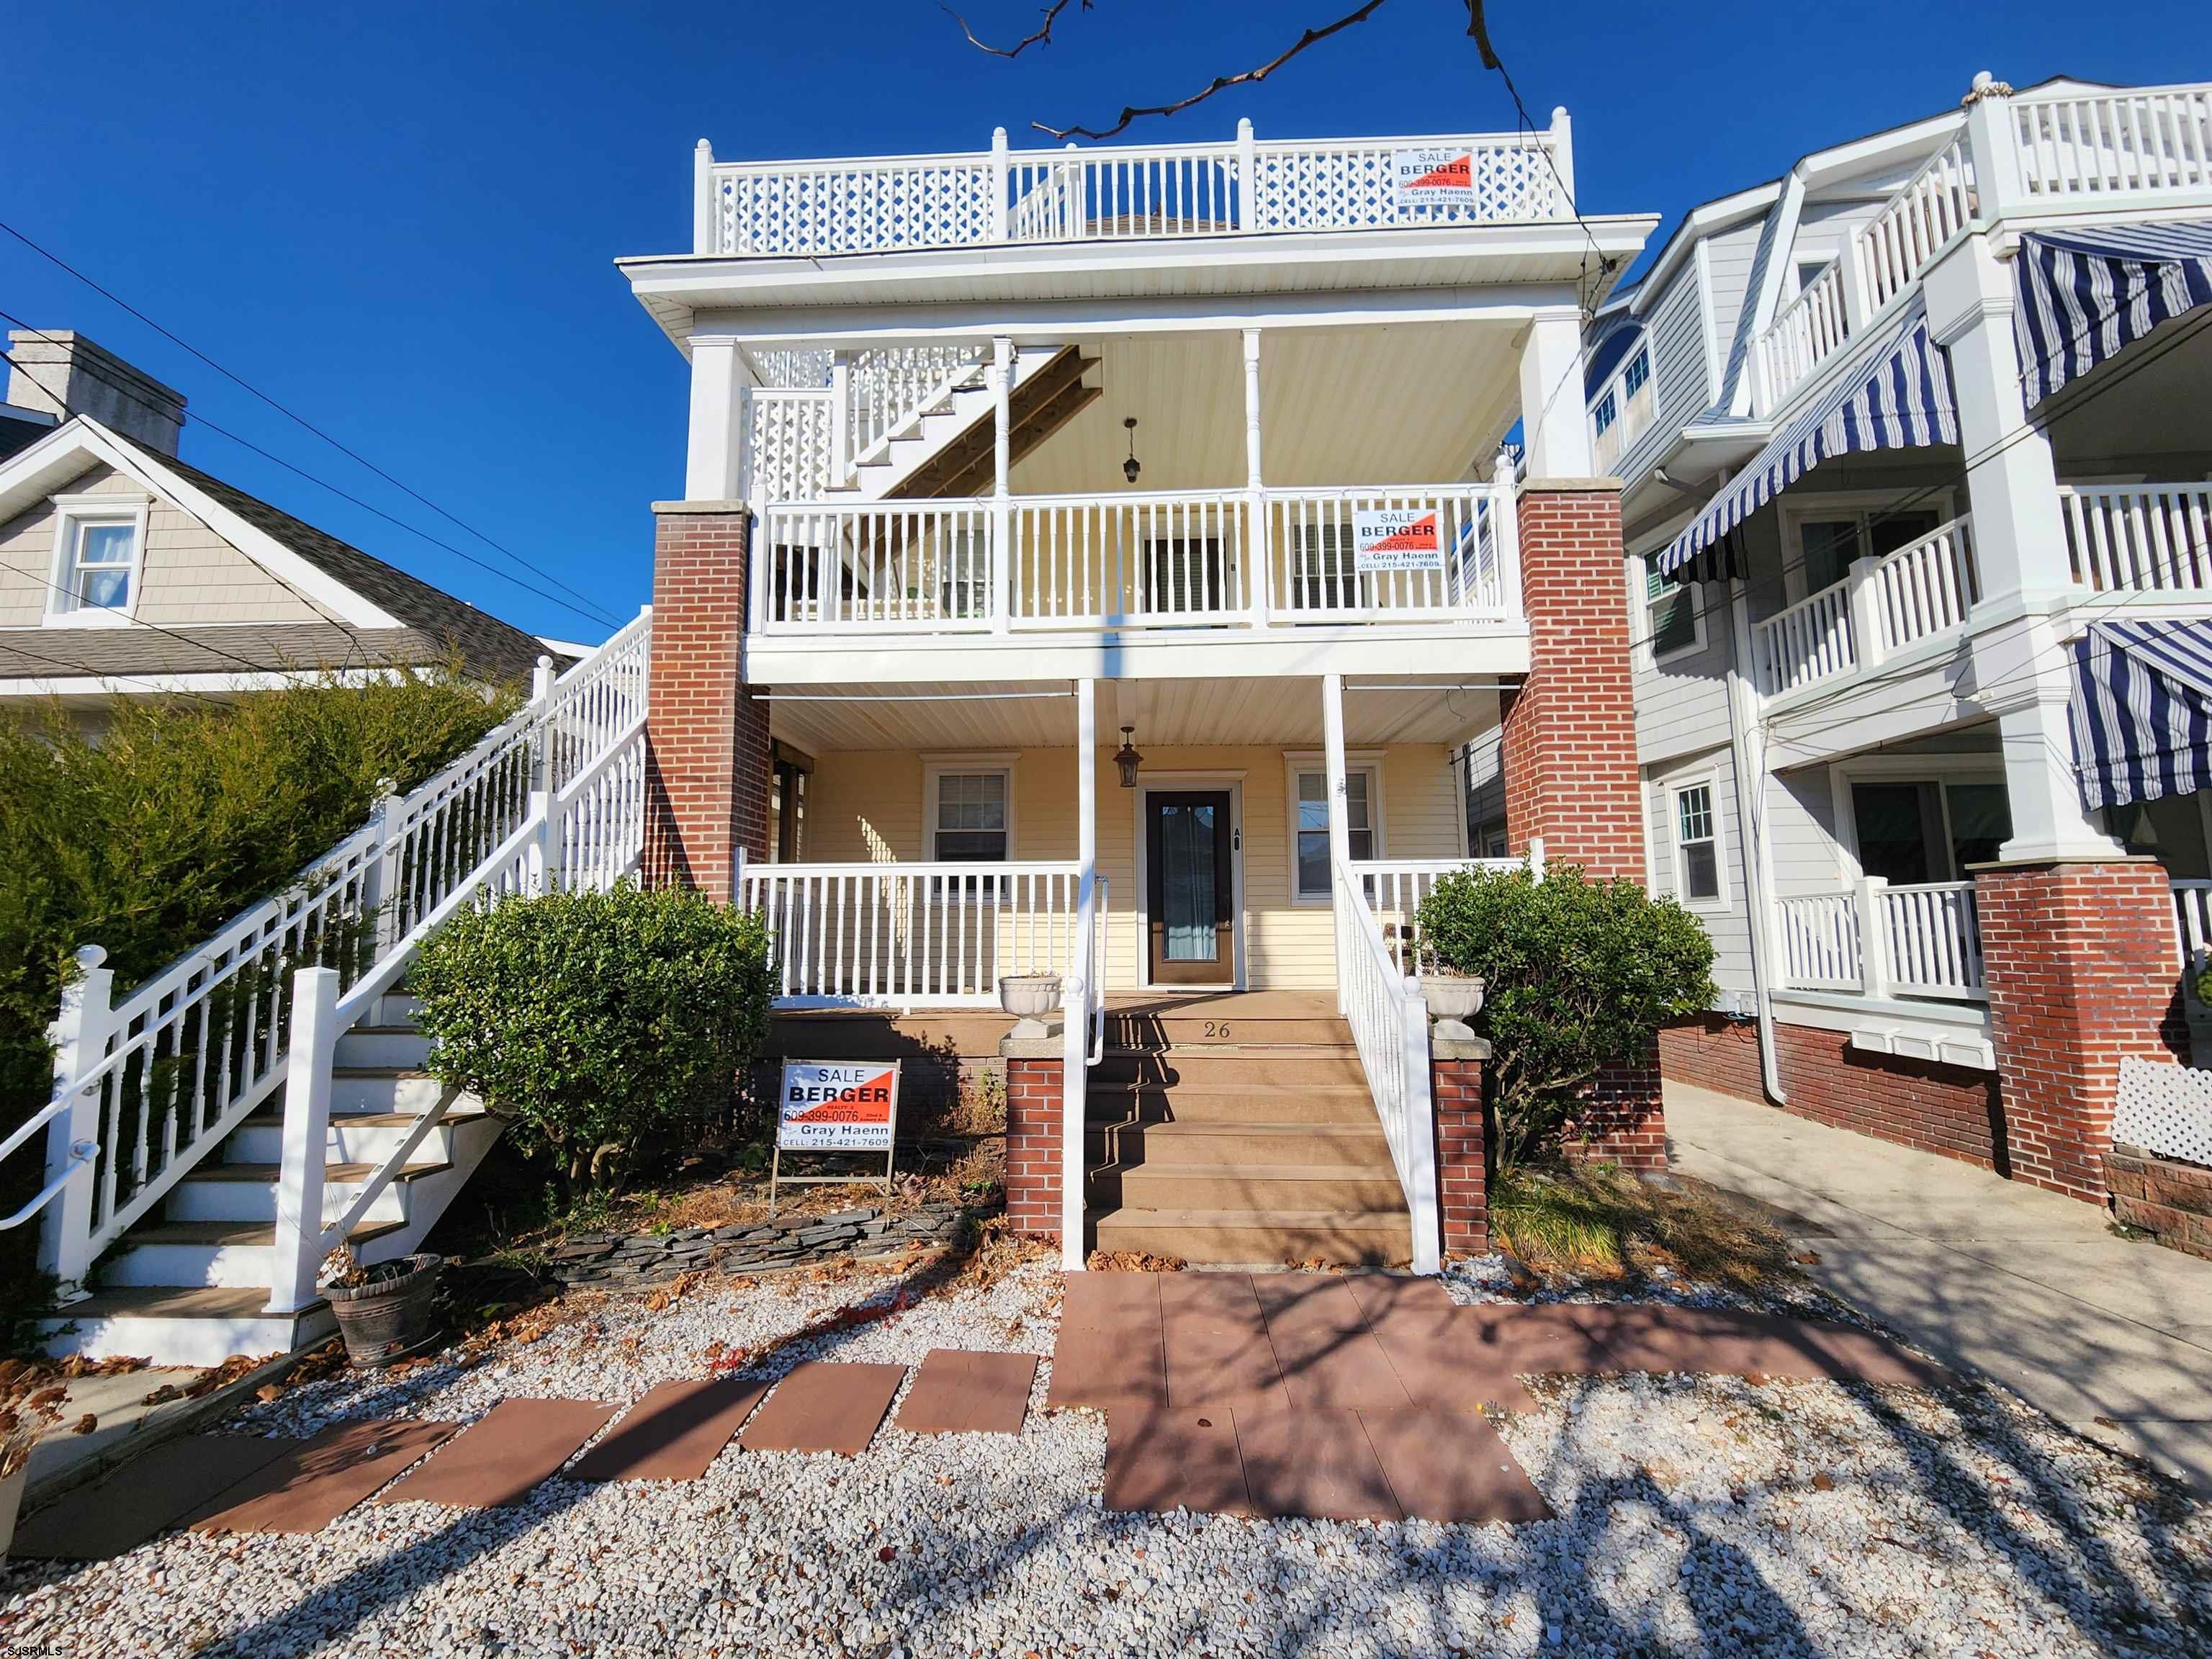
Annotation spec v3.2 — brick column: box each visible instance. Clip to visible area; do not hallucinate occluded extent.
[1500,480,1644,882]
[642,500,771,903]
[1431,1038,1490,1258]
[1974,858,2185,1202]
[1002,1038,1064,1242]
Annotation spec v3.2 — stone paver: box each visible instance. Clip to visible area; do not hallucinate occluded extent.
[195,1421,457,1534]
[737,1361,905,1456]
[373,1398,614,1508]
[1667,1078,2212,1491]
[568,1377,769,1482]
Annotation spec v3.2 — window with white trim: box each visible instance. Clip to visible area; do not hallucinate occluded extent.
[1293,767,1375,902]
[46,498,146,624]
[1589,343,1654,471]
[1671,781,1722,904]
[930,769,1010,862]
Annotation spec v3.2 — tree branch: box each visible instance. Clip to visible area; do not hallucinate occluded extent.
[1463,1,1501,70]
[1029,0,1392,143]
[943,0,1089,60]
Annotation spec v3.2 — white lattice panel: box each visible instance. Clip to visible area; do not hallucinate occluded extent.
[1251,140,1563,232]
[750,392,835,502]
[2113,1055,2212,1167]
[715,162,994,255]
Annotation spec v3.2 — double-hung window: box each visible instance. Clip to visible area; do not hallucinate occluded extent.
[1671,781,1722,904]
[47,495,147,624]
[931,770,1010,863]
[1291,764,1377,903]
[1643,553,1700,661]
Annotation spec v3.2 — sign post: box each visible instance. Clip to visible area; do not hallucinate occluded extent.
[770,1059,902,1217]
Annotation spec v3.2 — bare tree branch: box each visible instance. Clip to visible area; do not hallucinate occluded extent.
[1022,1,1393,142]
[1463,1,1501,70]
[943,0,1089,60]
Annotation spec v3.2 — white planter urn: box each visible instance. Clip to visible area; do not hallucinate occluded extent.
[999,974,1064,1041]
[1420,974,1485,1043]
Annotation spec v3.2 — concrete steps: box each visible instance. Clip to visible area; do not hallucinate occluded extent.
[1081,997,1411,1269]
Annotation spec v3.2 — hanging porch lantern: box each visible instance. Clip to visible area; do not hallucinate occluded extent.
[1122,417,1142,485]
[1114,726,1143,788]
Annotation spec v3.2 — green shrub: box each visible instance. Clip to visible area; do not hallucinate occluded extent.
[1416,865,1716,1172]
[0,665,511,1306]
[409,884,773,1196]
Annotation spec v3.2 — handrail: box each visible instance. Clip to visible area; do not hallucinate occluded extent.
[23,609,650,1296]
[1331,855,1440,1275]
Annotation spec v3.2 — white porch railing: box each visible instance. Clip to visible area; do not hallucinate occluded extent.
[1752,258,1854,417]
[1349,853,1534,976]
[2060,484,2212,596]
[1008,491,1252,627]
[1753,579,1856,698]
[757,481,1517,637]
[1753,515,1979,700]
[1870,516,1979,653]
[1859,133,1976,317]
[18,611,653,1303]
[697,114,1576,257]
[1777,876,1985,1002]
[1331,858,1439,1276]
[2009,84,2212,203]
[737,861,1107,1008]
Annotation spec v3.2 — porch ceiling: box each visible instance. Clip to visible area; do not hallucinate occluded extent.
[763,676,1504,755]
[1009,322,1521,495]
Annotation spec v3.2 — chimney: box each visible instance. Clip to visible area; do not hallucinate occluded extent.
[6,330,187,458]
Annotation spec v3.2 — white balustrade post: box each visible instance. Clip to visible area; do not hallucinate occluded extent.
[1547,107,1576,211]
[1242,328,1269,627]
[1855,876,1892,1001]
[367,776,403,958]
[526,655,559,893]
[1836,230,1871,333]
[1491,449,1522,613]
[37,945,112,1298]
[1236,117,1258,231]
[1961,73,2023,222]
[830,358,853,483]
[693,139,716,255]
[1061,678,1097,1269]
[264,966,341,1317]
[989,336,1013,632]
[990,127,1011,242]
[1323,673,1351,1014]
[1845,554,1887,674]
[1528,837,1547,881]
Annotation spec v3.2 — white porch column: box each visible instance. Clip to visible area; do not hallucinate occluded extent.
[37,944,112,1298]
[1061,678,1098,1269]
[1242,328,1270,627]
[1517,307,1594,480]
[1976,616,2125,861]
[685,334,750,501]
[991,336,1014,633]
[265,966,341,1317]
[1922,232,2074,608]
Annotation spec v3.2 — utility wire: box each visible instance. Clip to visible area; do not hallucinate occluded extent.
[0,216,616,626]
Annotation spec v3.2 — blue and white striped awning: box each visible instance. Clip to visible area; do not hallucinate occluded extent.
[2014,220,2212,408]
[2069,619,2212,812]
[1658,301,1959,581]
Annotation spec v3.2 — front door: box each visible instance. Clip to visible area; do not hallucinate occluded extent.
[1146,791,1234,985]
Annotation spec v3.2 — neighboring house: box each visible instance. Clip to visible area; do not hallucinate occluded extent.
[0,330,551,721]
[1555,72,2212,1208]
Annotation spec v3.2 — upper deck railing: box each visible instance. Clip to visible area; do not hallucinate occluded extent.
[693,113,1577,258]
[1746,78,2212,418]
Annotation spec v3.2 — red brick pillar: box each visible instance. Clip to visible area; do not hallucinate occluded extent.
[1500,481,1644,882]
[1002,1040,1064,1243]
[642,501,770,903]
[1569,1059,1668,1172]
[1974,858,2185,1202]
[1431,1039,1490,1257]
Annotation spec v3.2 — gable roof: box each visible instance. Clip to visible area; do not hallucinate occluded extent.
[0,418,550,687]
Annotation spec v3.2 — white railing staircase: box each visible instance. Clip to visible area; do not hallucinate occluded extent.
[9,609,652,1365]
[747,343,1087,505]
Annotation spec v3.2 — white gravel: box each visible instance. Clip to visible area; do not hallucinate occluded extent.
[4,1256,2208,1658]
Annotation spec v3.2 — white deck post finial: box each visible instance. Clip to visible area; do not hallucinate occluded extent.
[693,139,716,255]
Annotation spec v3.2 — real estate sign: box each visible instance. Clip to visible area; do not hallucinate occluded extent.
[777,1061,900,1153]
[1352,508,1445,572]
[1391,147,1474,209]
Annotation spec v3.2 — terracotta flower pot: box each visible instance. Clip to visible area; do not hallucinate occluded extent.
[325,1252,443,1368]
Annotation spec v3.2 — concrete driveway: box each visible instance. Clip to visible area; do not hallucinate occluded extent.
[1667,1079,2212,1493]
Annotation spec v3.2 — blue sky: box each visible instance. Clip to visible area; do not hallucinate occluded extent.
[4,1,2203,644]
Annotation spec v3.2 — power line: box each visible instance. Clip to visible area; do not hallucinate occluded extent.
[0,325,618,632]
[0,215,618,626]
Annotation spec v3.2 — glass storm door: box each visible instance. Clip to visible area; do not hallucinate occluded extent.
[1146,791,1234,985]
